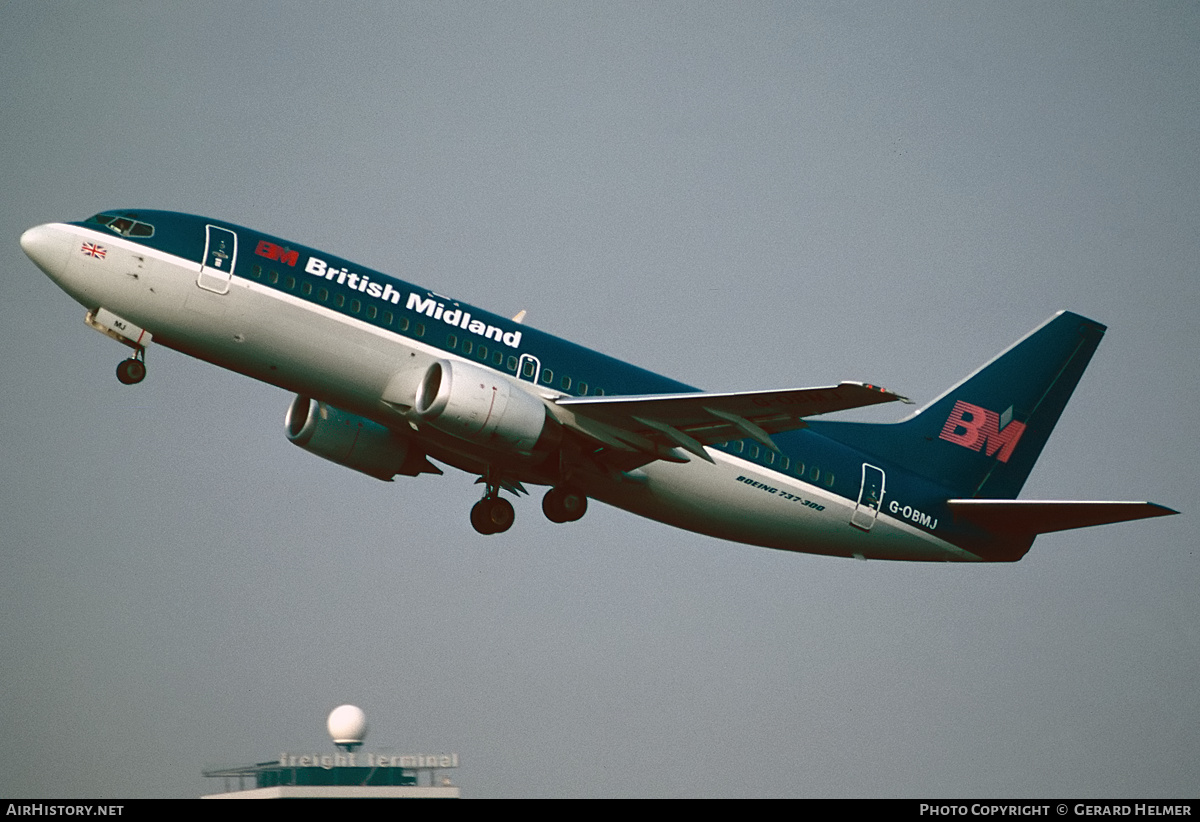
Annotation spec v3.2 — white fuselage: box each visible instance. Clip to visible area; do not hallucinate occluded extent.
[23,221,977,562]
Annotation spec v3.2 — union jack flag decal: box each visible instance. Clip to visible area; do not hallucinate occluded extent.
[81,242,107,259]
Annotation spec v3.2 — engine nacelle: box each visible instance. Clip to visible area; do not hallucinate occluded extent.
[414,359,554,455]
[286,395,430,481]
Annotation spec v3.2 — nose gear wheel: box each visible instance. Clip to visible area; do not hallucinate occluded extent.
[116,356,146,385]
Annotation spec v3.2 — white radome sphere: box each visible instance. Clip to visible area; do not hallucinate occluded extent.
[327,704,367,747]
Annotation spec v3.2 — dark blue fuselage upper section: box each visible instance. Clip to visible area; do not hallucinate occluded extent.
[76,209,695,398]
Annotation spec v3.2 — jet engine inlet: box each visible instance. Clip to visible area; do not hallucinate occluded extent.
[286,395,423,480]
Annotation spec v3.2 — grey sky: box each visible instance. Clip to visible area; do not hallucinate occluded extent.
[2,2,1196,798]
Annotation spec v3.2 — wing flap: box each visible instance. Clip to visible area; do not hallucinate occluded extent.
[947,499,1178,535]
[555,382,908,461]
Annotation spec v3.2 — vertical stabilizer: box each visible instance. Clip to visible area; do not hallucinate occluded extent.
[809,311,1106,499]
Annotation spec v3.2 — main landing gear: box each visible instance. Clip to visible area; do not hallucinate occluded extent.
[542,486,587,523]
[115,354,146,385]
[468,479,589,535]
[471,495,515,535]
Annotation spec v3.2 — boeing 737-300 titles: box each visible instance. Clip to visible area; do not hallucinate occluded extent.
[20,210,1177,561]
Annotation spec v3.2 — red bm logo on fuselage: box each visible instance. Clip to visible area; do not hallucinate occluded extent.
[938,400,1026,463]
[254,240,299,267]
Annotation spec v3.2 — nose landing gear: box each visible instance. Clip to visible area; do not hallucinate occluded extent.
[84,309,151,385]
[116,355,147,385]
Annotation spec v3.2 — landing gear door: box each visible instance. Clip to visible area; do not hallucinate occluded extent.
[850,463,885,531]
[198,225,237,294]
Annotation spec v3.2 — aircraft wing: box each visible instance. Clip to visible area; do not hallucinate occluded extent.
[947,499,1178,535]
[553,382,909,464]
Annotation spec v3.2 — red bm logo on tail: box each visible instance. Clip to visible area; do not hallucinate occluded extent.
[938,400,1026,463]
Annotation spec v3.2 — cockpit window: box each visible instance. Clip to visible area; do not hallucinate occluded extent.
[86,213,155,238]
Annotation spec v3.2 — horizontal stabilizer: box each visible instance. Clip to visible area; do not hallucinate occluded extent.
[947,499,1178,535]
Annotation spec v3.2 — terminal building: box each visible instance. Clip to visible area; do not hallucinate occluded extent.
[202,705,461,799]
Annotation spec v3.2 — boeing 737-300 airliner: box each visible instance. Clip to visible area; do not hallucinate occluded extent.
[20,210,1176,561]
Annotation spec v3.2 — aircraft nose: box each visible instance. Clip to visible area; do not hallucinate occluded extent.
[20,223,71,277]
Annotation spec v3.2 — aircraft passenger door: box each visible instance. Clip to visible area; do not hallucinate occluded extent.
[197,225,238,294]
[850,463,886,531]
[517,354,541,385]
